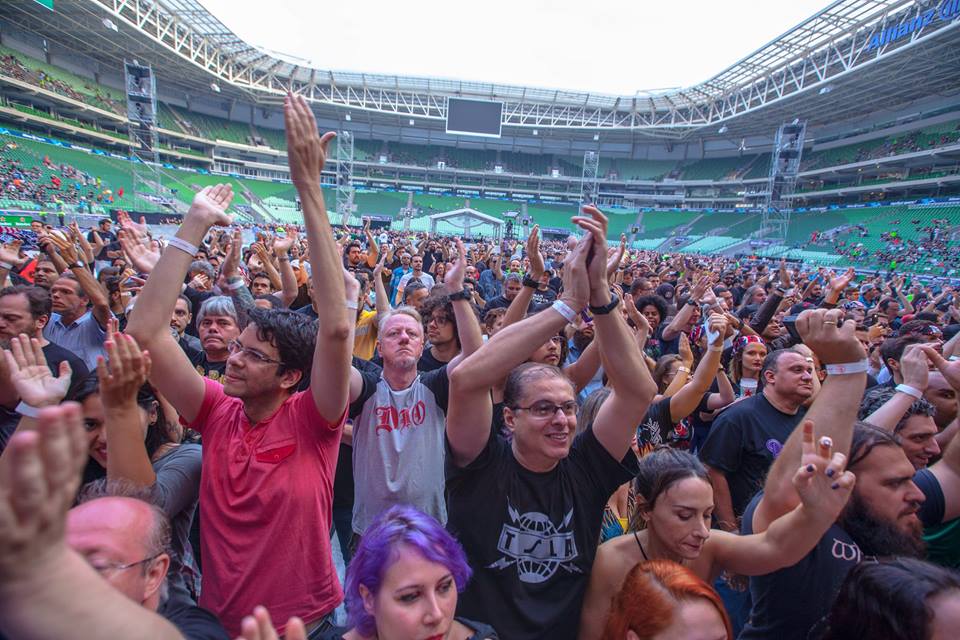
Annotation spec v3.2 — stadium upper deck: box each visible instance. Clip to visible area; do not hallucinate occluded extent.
[1,0,959,145]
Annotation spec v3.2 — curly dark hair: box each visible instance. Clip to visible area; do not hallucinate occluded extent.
[633,294,668,324]
[246,306,318,381]
[419,293,458,346]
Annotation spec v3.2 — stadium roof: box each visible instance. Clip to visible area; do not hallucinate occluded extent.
[1,0,959,139]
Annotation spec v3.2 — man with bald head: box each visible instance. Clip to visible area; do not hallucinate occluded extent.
[926,371,959,431]
[67,481,228,639]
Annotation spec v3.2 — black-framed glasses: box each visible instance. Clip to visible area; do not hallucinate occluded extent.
[86,553,161,576]
[227,340,282,366]
[511,400,578,419]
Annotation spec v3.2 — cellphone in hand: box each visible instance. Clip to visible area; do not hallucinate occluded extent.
[783,315,802,343]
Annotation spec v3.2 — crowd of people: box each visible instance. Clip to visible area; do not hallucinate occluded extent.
[1,142,120,211]
[1,94,960,640]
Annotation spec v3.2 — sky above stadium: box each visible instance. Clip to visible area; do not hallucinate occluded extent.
[199,0,832,95]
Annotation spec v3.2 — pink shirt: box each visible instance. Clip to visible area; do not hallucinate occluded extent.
[189,378,344,635]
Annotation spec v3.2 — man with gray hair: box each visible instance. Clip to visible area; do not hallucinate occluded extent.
[181,295,239,382]
[347,240,482,539]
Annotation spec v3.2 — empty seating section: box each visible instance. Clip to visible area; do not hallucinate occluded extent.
[440,148,497,171]
[681,236,741,253]
[598,158,677,181]
[500,151,551,176]
[742,154,771,180]
[680,157,748,181]
[387,142,437,167]
[685,212,761,236]
[166,105,250,144]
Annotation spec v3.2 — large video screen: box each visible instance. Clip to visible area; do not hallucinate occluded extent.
[446,98,503,138]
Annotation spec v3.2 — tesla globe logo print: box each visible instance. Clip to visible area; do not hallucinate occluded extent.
[488,503,581,583]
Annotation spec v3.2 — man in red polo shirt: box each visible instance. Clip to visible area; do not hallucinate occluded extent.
[126,94,354,636]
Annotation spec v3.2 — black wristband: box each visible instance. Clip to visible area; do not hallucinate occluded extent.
[589,295,620,315]
[521,275,539,288]
[448,289,472,301]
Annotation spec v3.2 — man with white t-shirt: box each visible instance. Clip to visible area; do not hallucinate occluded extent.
[394,254,435,304]
[348,240,482,539]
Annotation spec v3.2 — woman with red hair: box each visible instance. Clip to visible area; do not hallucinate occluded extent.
[601,559,731,640]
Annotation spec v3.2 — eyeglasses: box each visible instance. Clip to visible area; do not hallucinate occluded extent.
[511,400,578,419]
[427,315,451,327]
[86,553,161,576]
[227,340,282,366]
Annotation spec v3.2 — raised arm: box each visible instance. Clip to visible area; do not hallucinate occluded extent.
[364,221,379,268]
[862,345,929,431]
[711,422,854,575]
[668,314,727,424]
[662,275,709,341]
[753,309,866,532]
[48,234,111,328]
[125,185,234,423]
[441,239,483,373]
[575,206,656,460]
[372,252,391,317]
[0,334,72,471]
[920,347,960,522]
[446,235,591,467]
[500,226,542,329]
[273,227,299,308]
[99,323,156,487]
[0,405,184,640]
[285,94,352,423]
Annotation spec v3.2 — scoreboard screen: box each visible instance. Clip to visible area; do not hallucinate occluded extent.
[446,98,503,138]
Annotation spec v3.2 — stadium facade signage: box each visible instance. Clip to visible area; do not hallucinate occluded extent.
[867,0,960,50]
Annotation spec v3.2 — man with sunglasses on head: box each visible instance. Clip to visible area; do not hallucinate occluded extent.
[347,239,482,541]
[126,95,354,637]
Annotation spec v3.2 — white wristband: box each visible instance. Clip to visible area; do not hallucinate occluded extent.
[895,384,924,400]
[0,260,12,270]
[15,401,41,418]
[824,359,869,375]
[552,300,577,324]
[167,236,199,258]
[345,300,359,310]
[226,279,245,291]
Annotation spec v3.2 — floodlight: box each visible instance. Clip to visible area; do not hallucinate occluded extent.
[718,125,729,134]
[818,85,833,95]
[344,113,351,121]
[593,134,599,141]
[210,82,221,93]
[532,129,538,136]
[102,18,118,32]
[409,119,415,126]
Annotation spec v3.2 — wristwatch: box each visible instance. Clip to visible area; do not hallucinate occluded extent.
[71,260,85,269]
[521,275,539,288]
[588,295,620,315]
[448,289,472,301]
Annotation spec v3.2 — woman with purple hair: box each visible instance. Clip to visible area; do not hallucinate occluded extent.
[235,505,498,640]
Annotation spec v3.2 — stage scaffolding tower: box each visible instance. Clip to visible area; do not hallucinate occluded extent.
[124,61,161,213]
[335,130,356,226]
[761,121,806,246]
